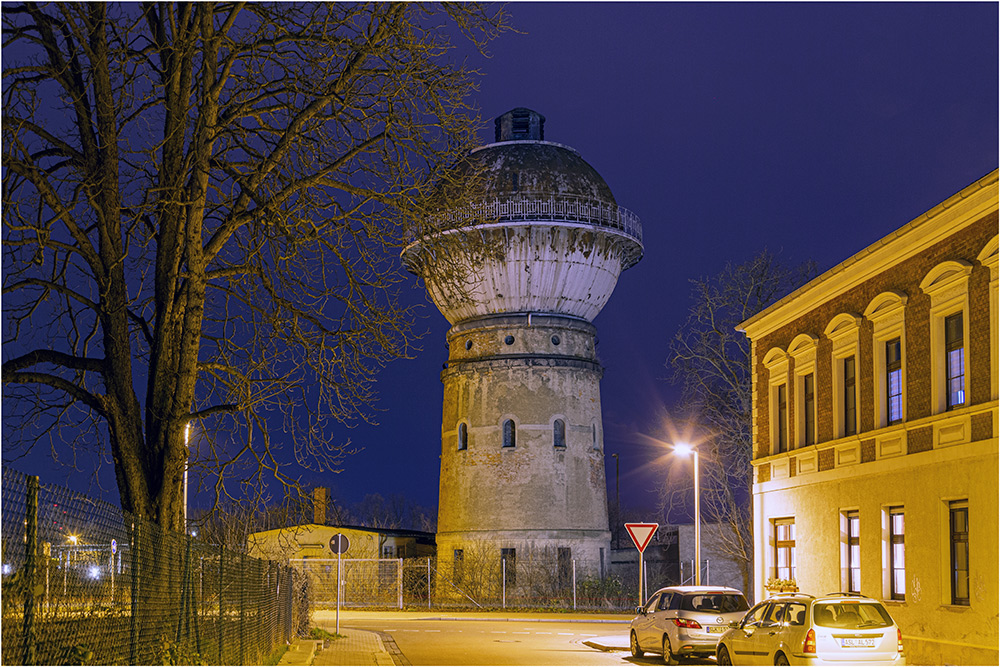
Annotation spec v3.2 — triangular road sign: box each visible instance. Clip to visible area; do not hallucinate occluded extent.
[625,522,658,553]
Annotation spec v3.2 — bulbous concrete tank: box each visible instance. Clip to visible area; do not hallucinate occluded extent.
[403,108,642,590]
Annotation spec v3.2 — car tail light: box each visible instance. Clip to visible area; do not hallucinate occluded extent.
[897,628,904,654]
[803,628,816,654]
[672,618,703,629]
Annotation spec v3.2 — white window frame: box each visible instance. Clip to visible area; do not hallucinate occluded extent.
[977,236,998,401]
[824,314,862,439]
[788,334,819,449]
[864,291,908,429]
[840,509,861,593]
[881,505,905,602]
[763,347,790,456]
[920,261,973,415]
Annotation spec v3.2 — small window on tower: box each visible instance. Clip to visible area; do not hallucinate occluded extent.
[510,171,519,192]
[512,110,530,138]
[458,422,468,451]
[554,419,566,448]
[503,420,516,448]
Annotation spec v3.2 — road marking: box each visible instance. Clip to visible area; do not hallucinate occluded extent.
[423,629,440,633]
[491,631,507,634]
[580,633,598,637]
[535,632,552,635]
[557,632,574,635]
[513,631,530,635]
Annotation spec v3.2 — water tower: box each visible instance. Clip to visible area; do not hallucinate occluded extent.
[403,108,642,584]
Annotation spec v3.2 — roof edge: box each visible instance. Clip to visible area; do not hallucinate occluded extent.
[738,169,999,339]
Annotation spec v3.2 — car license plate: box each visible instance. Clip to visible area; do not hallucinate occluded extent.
[841,638,876,648]
[707,626,726,634]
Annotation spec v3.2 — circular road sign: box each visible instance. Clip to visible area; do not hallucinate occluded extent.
[329,533,350,554]
[110,539,118,555]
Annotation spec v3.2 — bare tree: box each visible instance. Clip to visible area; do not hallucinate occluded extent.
[663,249,815,593]
[2,2,509,531]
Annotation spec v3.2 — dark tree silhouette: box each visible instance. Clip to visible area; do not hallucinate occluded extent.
[2,2,508,530]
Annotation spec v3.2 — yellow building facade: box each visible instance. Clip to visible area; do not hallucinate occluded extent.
[739,171,998,665]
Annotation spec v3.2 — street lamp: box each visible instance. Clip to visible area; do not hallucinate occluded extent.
[674,442,701,586]
[610,453,620,548]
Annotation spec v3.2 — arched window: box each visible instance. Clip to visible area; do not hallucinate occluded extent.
[592,424,599,450]
[502,420,516,448]
[553,419,566,448]
[457,422,468,451]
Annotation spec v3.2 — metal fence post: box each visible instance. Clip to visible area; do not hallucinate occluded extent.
[218,543,224,665]
[427,558,431,610]
[397,558,403,610]
[501,557,506,610]
[239,551,246,665]
[130,521,140,664]
[572,560,577,610]
[22,475,39,665]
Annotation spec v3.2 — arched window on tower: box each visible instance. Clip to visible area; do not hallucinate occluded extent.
[457,422,468,451]
[592,423,599,450]
[553,419,566,448]
[502,420,516,448]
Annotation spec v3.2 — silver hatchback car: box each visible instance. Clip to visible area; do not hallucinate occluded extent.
[716,592,905,665]
[630,585,750,664]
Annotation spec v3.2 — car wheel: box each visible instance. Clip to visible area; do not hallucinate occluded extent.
[717,645,733,666]
[630,631,644,658]
[774,652,790,666]
[662,635,678,665]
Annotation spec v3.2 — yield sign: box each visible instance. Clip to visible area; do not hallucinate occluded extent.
[625,523,658,553]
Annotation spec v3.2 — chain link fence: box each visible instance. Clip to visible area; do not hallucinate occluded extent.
[295,555,634,612]
[1,468,305,665]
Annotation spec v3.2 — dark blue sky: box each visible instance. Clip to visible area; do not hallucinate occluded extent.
[320,1,997,518]
[8,3,997,522]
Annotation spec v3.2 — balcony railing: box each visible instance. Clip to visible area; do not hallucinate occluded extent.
[426,194,643,245]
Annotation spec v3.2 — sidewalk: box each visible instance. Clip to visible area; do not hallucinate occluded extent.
[279,629,398,666]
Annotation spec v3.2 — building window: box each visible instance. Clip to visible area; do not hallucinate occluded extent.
[844,356,857,436]
[553,419,566,448]
[886,339,903,424]
[803,373,815,446]
[846,511,860,593]
[950,501,969,606]
[592,424,598,450]
[501,548,517,587]
[945,313,965,410]
[777,384,788,453]
[773,518,795,581]
[502,419,516,448]
[889,507,905,601]
[457,422,468,451]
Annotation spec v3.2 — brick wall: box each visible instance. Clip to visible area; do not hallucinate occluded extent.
[750,212,996,462]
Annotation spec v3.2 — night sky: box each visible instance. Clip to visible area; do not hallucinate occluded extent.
[8,3,998,523]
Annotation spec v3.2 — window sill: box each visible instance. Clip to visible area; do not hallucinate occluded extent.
[938,604,972,612]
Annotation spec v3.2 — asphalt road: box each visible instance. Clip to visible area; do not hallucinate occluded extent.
[342,617,632,666]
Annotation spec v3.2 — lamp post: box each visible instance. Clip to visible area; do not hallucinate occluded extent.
[674,443,700,586]
[611,453,620,548]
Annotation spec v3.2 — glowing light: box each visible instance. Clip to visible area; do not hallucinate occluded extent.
[674,442,693,457]
[87,565,101,580]
[67,534,79,545]
[2,564,11,575]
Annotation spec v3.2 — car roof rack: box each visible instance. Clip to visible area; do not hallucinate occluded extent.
[771,592,814,599]
[822,592,866,598]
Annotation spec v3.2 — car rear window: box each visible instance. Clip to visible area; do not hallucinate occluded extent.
[680,593,749,613]
[813,602,893,629]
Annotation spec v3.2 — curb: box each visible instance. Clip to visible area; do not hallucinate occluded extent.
[416,616,631,624]
[276,639,320,666]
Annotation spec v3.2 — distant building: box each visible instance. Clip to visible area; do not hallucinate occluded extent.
[675,523,746,593]
[247,524,435,562]
[738,170,998,665]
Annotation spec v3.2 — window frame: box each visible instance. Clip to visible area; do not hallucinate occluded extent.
[949,501,969,606]
[825,314,862,439]
[763,347,790,456]
[789,334,818,449]
[553,418,567,449]
[773,518,796,582]
[945,313,965,410]
[457,422,468,451]
[920,260,973,415]
[889,507,905,601]
[845,510,860,594]
[865,291,907,429]
[502,418,517,448]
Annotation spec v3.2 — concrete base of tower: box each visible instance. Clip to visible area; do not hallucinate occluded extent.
[434,529,613,605]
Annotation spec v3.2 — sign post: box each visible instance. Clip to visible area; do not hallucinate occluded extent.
[625,523,658,606]
[329,533,350,634]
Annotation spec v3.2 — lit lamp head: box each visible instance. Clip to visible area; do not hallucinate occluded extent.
[674,442,694,457]
[67,534,79,545]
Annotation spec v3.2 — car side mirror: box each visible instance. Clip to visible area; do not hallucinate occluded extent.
[635,606,646,616]
[729,621,739,629]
